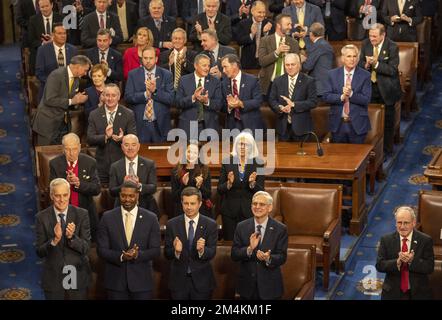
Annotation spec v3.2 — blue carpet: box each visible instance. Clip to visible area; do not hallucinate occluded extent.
[0,45,43,300]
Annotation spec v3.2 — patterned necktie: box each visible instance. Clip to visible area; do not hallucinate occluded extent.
[108,111,115,125]
[58,213,66,239]
[400,238,409,292]
[100,50,106,62]
[129,161,135,177]
[58,48,64,67]
[197,78,204,121]
[174,52,182,90]
[255,22,261,58]
[288,77,295,124]
[46,18,51,35]
[99,14,105,29]
[297,9,305,49]
[232,79,241,120]
[124,212,133,245]
[343,73,352,117]
[371,46,379,82]
[155,19,161,31]
[145,98,154,121]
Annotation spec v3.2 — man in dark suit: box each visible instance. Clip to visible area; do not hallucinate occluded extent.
[164,187,218,299]
[189,0,232,52]
[381,0,423,42]
[85,28,124,84]
[269,53,317,141]
[49,133,101,241]
[87,83,137,183]
[109,0,139,42]
[181,0,202,24]
[36,178,92,300]
[27,0,63,74]
[376,206,434,300]
[419,0,438,17]
[33,55,90,146]
[159,28,198,89]
[221,53,264,132]
[16,0,38,45]
[175,53,223,141]
[200,29,236,79]
[234,1,274,69]
[81,0,124,48]
[109,134,159,215]
[258,13,299,97]
[301,22,333,98]
[348,0,382,40]
[231,191,288,300]
[139,0,177,18]
[322,44,372,144]
[35,23,78,93]
[137,0,176,50]
[61,0,96,45]
[225,0,255,25]
[359,23,401,155]
[97,180,161,300]
[309,0,347,40]
[124,47,174,142]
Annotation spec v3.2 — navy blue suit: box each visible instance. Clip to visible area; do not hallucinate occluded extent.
[84,86,102,118]
[221,72,264,132]
[309,0,347,40]
[97,206,161,298]
[85,47,124,83]
[231,216,288,300]
[81,11,124,48]
[164,214,218,299]
[176,73,222,140]
[226,0,254,25]
[137,15,176,50]
[269,72,317,140]
[124,66,174,142]
[322,66,372,143]
[302,37,334,97]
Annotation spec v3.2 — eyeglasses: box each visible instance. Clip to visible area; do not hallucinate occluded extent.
[252,202,269,207]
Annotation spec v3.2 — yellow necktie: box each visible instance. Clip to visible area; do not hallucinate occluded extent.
[297,9,305,49]
[371,46,379,83]
[69,78,74,94]
[125,212,133,245]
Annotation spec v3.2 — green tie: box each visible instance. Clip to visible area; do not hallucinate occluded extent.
[275,37,284,77]
[197,78,204,121]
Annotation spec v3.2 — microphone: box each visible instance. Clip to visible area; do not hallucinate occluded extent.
[296,131,324,157]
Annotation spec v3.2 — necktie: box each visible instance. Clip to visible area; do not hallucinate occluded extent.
[174,52,182,90]
[371,46,379,82]
[188,220,195,251]
[343,73,352,117]
[297,9,305,49]
[255,23,261,58]
[129,161,135,177]
[198,0,204,14]
[274,37,284,77]
[288,77,295,124]
[399,0,404,15]
[69,77,74,93]
[100,50,106,62]
[400,238,409,292]
[256,224,263,245]
[109,111,115,125]
[99,14,105,29]
[58,48,64,67]
[145,98,154,121]
[208,18,214,29]
[58,213,66,239]
[325,0,331,17]
[68,162,79,207]
[124,212,133,245]
[197,78,204,121]
[45,18,51,35]
[155,20,161,31]
[232,79,241,120]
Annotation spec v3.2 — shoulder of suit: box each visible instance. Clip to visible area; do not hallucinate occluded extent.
[413,229,433,242]
[69,205,88,216]
[199,214,217,226]
[137,207,158,219]
[268,216,286,230]
[78,153,96,164]
[166,214,184,226]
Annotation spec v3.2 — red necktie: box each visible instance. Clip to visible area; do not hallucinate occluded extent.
[99,14,105,29]
[68,162,79,207]
[343,73,352,117]
[232,79,241,120]
[400,238,409,293]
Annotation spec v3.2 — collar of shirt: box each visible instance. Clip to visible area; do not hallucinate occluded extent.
[173,48,184,63]
[252,17,261,27]
[344,68,355,79]
[105,105,118,117]
[254,217,269,237]
[212,44,220,60]
[194,74,205,87]
[401,231,413,251]
[67,159,78,167]
[54,43,65,51]
[374,40,384,53]
[96,10,107,21]
[206,14,216,23]
[144,67,156,80]
[125,156,139,174]
[296,4,306,14]
[54,207,68,221]
[99,48,109,56]
[154,17,163,24]
[185,213,200,237]
[43,12,53,21]
[288,73,298,84]
[121,206,138,229]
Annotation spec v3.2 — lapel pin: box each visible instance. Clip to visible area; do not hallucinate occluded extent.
[413,240,417,244]
[241,83,245,88]
[140,163,144,166]
[139,215,143,219]
[102,114,105,117]
[200,225,203,229]
[83,169,86,172]
[270,226,274,230]
[118,112,121,116]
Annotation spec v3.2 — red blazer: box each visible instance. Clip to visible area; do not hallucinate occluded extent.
[123,46,161,80]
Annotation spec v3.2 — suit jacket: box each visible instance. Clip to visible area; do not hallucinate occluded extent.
[269,72,318,136]
[86,105,137,183]
[309,0,347,39]
[376,230,434,300]
[85,47,124,83]
[81,10,124,48]
[122,46,161,80]
[32,67,80,141]
[302,37,334,96]
[231,216,288,299]
[35,42,78,86]
[419,0,438,16]
[234,17,275,69]
[181,0,198,24]
[203,45,236,71]
[159,48,198,78]
[221,72,264,131]
[138,0,177,18]
[189,12,232,51]
[226,0,254,25]
[322,66,372,135]
[84,86,102,117]
[124,66,174,141]
[109,0,139,40]
[176,73,223,138]
[16,0,36,30]
[282,2,324,34]
[359,37,402,105]
[109,156,159,215]
[35,205,91,291]
[217,156,265,220]
[97,206,161,292]
[349,0,382,40]
[258,34,300,94]
[137,15,176,49]
[164,214,218,293]
[382,0,423,42]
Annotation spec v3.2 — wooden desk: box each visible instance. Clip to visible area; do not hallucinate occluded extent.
[140,142,372,235]
[424,149,442,189]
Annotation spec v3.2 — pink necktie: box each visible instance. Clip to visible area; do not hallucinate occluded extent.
[343,73,352,116]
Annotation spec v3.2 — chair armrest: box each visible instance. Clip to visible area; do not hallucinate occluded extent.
[324,217,341,246]
[294,280,315,300]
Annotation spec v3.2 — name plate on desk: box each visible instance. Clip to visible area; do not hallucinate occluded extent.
[148,146,170,150]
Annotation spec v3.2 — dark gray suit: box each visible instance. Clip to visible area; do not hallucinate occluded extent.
[32,67,80,145]
[189,12,232,52]
[35,205,91,299]
[86,105,137,183]
[81,10,124,48]
[109,156,159,216]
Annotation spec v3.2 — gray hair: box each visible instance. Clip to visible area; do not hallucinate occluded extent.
[49,178,70,195]
[284,53,300,65]
[201,28,218,42]
[231,131,259,159]
[341,44,359,56]
[252,191,273,205]
[70,55,92,66]
[394,206,417,220]
[172,27,187,41]
[194,53,211,65]
[62,133,80,146]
